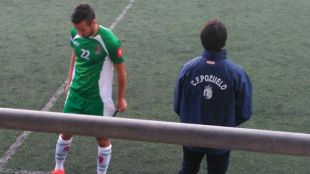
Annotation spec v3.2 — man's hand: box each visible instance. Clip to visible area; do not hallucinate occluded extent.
[114,63,127,113]
[116,97,127,112]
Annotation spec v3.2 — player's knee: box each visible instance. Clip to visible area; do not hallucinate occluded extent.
[61,134,73,140]
[96,137,111,147]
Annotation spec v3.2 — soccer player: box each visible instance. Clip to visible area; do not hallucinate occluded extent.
[174,19,252,174]
[51,3,127,174]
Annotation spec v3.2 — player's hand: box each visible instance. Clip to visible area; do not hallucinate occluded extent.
[116,98,127,112]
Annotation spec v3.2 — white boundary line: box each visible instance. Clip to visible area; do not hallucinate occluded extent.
[2,169,48,174]
[0,0,135,173]
[110,0,135,30]
[0,82,66,172]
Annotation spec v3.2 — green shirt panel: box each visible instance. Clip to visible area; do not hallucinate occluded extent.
[98,27,125,64]
[68,26,125,99]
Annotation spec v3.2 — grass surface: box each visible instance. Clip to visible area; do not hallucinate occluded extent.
[1,0,310,173]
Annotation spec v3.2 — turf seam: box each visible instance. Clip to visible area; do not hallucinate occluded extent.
[0,0,135,173]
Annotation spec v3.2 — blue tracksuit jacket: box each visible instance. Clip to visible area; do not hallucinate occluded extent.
[174,49,252,154]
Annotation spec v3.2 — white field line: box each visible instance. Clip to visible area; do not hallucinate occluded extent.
[0,0,135,173]
[0,82,66,172]
[2,169,48,174]
[110,0,135,30]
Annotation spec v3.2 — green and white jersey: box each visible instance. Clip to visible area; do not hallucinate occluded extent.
[69,25,125,116]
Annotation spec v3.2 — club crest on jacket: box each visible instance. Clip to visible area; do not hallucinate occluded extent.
[203,85,213,100]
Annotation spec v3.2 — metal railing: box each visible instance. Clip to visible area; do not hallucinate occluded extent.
[0,108,310,157]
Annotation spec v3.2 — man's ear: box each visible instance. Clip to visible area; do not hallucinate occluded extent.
[91,19,97,26]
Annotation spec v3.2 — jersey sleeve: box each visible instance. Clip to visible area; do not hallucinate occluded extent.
[104,30,125,64]
[69,28,77,47]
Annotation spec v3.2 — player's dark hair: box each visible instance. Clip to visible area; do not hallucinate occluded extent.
[200,19,227,52]
[71,3,95,25]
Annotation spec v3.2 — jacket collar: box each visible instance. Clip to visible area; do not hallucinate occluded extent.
[202,49,227,61]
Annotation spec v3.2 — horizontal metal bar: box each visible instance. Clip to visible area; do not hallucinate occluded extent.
[0,108,310,156]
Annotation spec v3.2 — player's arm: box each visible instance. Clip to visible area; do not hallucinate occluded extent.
[65,51,76,96]
[114,63,127,112]
[104,29,127,112]
[174,74,183,116]
[235,71,253,126]
[173,65,188,116]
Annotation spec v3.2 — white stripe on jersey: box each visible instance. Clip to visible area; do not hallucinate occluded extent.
[91,28,116,116]
[98,57,116,116]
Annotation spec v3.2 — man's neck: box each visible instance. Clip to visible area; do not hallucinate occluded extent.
[91,24,99,36]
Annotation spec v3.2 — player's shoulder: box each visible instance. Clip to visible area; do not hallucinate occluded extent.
[184,56,202,69]
[179,56,203,77]
[98,26,118,40]
[98,25,121,48]
[223,59,251,83]
[224,59,245,74]
[70,28,78,39]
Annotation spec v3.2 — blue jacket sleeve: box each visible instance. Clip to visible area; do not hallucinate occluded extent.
[174,66,185,116]
[235,71,253,126]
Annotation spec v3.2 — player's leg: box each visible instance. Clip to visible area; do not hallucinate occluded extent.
[52,91,83,174]
[96,137,112,174]
[85,99,113,174]
[206,151,230,174]
[53,134,73,173]
[178,146,205,174]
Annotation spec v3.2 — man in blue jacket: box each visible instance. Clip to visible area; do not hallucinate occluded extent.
[174,19,252,174]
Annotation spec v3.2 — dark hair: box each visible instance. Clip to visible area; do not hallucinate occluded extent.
[71,3,95,25]
[200,19,227,52]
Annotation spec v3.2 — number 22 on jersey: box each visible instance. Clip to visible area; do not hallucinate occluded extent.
[80,49,90,60]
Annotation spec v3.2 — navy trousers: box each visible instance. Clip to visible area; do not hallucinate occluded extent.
[178,146,230,174]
